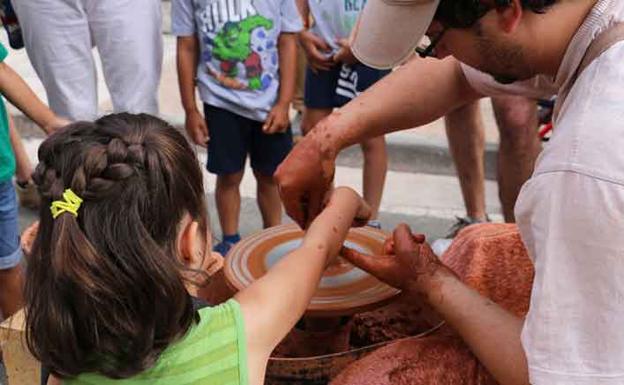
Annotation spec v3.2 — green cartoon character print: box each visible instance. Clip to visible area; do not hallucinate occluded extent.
[208,15,274,90]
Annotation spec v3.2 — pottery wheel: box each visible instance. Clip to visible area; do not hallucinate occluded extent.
[224,224,400,317]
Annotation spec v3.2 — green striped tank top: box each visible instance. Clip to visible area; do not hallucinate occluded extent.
[66,299,248,385]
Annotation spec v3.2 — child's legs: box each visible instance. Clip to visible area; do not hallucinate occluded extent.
[302,66,339,134]
[215,172,245,236]
[360,136,387,220]
[9,116,33,183]
[205,105,250,236]
[13,0,98,120]
[250,123,293,229]
[0,181,23,319]
[88,0,162,115]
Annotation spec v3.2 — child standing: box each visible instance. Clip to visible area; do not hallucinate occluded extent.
[25,114,370,384]
[298,0,389,228]
[173,0,302,255]
[0,40,66,321]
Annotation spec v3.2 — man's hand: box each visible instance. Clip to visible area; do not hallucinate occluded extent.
[263,102,290,134]
[333,38,358,65]
[298,30,334,72]
[342,223,447,293]
[274,129,337,229]
[185,109,209,147]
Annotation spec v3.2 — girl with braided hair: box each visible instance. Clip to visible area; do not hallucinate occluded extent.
[25,113,371,385]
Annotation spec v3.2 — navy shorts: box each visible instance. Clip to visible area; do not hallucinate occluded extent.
[304,63,390,109]
[204,104,293,176]
[0,180,21,270]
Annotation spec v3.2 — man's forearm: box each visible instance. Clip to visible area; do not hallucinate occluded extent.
[0,63,58,133]
[277,33,298,106]
[177,37,200,113]
[415,269,529,385]
[314,57,482,151]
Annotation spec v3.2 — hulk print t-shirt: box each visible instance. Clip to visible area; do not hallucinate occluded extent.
[172,0,303,121]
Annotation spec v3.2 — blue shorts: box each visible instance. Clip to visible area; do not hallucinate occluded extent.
[204,104,293,176]
[0,180,22,269]
[304,63,390,109]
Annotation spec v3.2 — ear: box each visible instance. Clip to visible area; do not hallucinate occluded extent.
[178,220,202,267]
[496,0,523,34]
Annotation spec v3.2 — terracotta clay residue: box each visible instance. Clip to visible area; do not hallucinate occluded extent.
[331,223,534,385]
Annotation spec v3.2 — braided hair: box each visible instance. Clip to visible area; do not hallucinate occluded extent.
[25,113,209,379]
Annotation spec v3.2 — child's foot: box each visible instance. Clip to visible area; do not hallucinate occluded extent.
[213,234,241,256]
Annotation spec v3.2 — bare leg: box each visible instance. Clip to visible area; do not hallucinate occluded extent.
[360,136,387,220]
[0,264,24,320]
[301,107,332,135]
[215,171,245,237]
[8,117,33,183]
[254,170,283,228]
[444,101,487,221]
[492,96,541,222]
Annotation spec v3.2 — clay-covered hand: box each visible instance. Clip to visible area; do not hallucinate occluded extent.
[274,130,337,229]
[342,223,447,293]
[298,30,334,72]
[263,102,290,134]
[185,109,209,147]
[333,39,358,65]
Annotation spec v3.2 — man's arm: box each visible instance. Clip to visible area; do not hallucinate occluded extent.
[0,63,65,133]
[275,57,483,228]
[343,225,529,385]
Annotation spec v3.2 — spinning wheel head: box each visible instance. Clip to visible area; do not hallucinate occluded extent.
[224,224,400,317]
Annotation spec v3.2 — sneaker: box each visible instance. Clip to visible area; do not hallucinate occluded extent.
[430,216,490,257]
[213,240,236,257]
[15,180,40,210]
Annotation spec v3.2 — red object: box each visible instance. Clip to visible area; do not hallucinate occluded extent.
[539,122,553,139]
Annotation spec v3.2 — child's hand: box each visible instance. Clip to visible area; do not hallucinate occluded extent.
[342,223,447,293]
[298,30,334,73]
[333,39,358,65]
[263,102,290,134]
[44,116,71,134]
[329,187,371,228]
[185,109,209,147]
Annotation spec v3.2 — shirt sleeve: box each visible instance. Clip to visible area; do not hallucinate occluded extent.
[171,0,196,36]
[280,0,304,33]
[515,171,624,384]
[0,42,8,63]
[460,63,557,100]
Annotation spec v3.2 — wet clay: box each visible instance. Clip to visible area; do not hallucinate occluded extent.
[330,223,534,385]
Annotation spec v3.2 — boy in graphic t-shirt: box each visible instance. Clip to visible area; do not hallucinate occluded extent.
[173,0,303,254]
[298,0,389,228]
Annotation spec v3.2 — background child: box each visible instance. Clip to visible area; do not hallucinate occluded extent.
[26,113,370,385]
[298,0,389,228]
[0,40,65,322]
[173,0,303,255]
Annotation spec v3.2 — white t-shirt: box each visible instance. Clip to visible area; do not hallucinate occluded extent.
[308,0,364,55]
[462,1,624,383]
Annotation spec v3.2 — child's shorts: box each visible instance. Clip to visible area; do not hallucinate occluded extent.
[204,104,293,176]
[304,63,391,109]
[0,180,22,270]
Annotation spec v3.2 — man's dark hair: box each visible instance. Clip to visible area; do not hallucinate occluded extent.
[435,0,557,28]
[25,113,209,379]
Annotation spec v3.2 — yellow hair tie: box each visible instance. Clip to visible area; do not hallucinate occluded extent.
[50,189,83,219]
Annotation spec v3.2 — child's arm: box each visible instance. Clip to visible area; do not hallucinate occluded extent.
[262,32,297,134]
[235,187,370,355]
[177,35,208,146]
[0,62,67,133]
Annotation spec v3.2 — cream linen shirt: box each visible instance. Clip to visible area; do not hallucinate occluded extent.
[461,0,624,383]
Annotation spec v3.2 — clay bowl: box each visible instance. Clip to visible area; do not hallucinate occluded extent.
[224,224,401,318]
